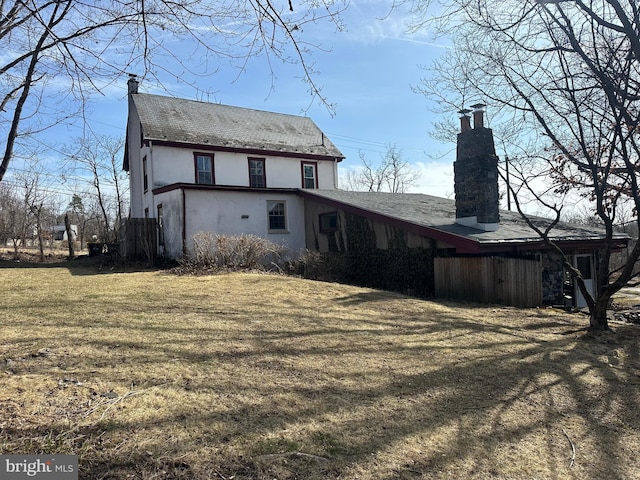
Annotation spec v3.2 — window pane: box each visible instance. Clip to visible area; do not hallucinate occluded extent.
[143,156,148,191]
[199,156,210,170]
[196,154,213,184]
[268,201,286,231]
[320,212,338,232]
[157,205,164,245]
[249,159,265,187]
[198,171,212,185]
[303,164,316,189]
[577,256,592,279]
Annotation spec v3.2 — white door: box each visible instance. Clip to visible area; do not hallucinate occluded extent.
[574,254,595,308]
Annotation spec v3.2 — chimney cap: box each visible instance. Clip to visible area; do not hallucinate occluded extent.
[470,102,486,110]
[127,73,139,94]
[458,108,472,116]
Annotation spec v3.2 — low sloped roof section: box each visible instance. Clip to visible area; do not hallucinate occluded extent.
[131,93,344,160]
[300,190,629,254]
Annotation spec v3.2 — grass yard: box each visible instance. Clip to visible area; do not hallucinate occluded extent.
[1,259,639,479]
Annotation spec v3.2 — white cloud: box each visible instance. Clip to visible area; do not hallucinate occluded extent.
[411,159,454,198]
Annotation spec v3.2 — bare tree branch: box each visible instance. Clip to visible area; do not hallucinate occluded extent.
[411,0,640,329]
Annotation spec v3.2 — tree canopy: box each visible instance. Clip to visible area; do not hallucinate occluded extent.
[0,0,345,183]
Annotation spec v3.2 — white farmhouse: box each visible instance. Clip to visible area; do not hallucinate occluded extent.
[123,76,344,259]
[123,77,627,310]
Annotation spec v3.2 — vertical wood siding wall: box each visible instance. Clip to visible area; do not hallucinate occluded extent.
[120,218,157,261]
[435,256,542,307]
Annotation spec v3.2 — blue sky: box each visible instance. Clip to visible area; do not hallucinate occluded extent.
[9,1,458,199]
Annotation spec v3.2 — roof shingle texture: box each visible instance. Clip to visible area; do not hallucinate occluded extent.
[132,93,344,159]
[305,190,626,244]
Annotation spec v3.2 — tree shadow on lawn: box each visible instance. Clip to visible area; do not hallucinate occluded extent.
[0,252,156,275]
[3,295,640,479]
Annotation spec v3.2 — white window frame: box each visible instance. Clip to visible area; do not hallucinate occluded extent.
[301,162,318,189]
[267,200,287,233]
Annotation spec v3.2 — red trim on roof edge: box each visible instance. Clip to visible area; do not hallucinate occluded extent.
[296,189,482,253]
[297,190,628,255]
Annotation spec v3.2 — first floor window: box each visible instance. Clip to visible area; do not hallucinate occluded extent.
[267,201,287,232]
[195,153,214,185]
[302,162,317,189]
[319,211,338,233]
[157,204,164,246]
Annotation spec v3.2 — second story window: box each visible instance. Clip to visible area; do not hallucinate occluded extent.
[302,162,317,189]
[195,153,214,185]
[143,155,148,192]
[249,158,266,188]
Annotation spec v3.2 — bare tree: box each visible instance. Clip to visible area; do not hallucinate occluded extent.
[17,160,61,261]
[65,135,129,244]
[0,183,19,249]
[0,0,345,183]
[0,182,30,256]
[409,0,640,330]
[343,145,421,193]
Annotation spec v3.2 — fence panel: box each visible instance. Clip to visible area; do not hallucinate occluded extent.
[120,218,157,261]
[434,256,542,307]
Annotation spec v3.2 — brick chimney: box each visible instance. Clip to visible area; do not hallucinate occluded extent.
[459,108,472,132]
[454,103,500,231]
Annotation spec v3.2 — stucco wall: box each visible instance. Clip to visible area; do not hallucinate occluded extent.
[153,189,184,259]
[126,104,144,218]
[153,189,306,259]
[147,146,337,190]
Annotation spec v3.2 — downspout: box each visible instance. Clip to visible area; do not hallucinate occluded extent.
[182,188,187,255]
[148,140,155,257]
[333,158,339,189]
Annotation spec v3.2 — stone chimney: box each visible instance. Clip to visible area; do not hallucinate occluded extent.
[454,103,500,231]
[127,74,139,95]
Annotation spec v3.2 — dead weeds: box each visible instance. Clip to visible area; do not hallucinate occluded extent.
[0,265,639,479]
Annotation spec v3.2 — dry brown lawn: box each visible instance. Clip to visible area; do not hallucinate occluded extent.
[1,259,639,479]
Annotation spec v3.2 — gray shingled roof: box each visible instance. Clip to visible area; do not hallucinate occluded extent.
[131,93,344,159]
[301,190,627,247]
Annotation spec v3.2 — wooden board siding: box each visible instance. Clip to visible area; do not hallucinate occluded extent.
[120,218,157,261]
[435,256,542,307]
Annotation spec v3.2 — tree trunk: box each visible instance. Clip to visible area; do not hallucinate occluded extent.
[36,218,44,262]
[589,297,611,331]
[64,214,75,259]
